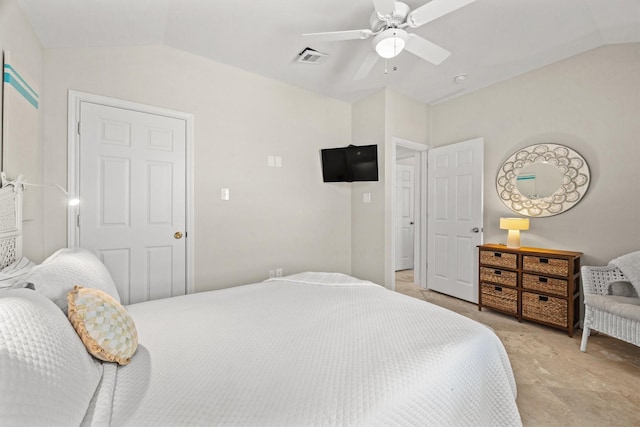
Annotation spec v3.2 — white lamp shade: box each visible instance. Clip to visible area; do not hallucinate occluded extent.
[373,29,407,59]
[499,217,529,231]
[500,217,529,248]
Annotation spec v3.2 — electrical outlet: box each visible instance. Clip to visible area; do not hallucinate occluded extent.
[268,270,276,278]
[275,268,283,277]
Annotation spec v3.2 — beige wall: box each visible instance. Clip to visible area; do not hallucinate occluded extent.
[0,0,44,261]
[430,43,640,266]
[351,89,429,286]
[43,45,352,291]
[351,90,385,284]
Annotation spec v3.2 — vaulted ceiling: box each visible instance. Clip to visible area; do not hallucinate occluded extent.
[17,0,640,104]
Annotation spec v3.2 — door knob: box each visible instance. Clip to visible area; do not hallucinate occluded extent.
[471,227,480,233]
[174,231,183,239]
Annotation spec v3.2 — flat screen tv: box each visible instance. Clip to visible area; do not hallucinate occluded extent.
[321,144,378,182]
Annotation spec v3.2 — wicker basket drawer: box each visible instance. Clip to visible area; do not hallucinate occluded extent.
[480,267,517,287]
[480,250,517,269]
[523,256,568,276]
[481,283,518,315]
[522,273,568,296]
[521,292,567,327]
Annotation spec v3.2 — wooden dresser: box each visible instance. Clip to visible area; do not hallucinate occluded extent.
[478,244,582,336]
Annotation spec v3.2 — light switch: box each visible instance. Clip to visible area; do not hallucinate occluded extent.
[221,188,230,201]
[275,156,282,168]
[363,192,371,203]
[267,156,275,167]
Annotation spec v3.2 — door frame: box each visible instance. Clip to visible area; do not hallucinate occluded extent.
[389,137,428,290]
[67,90,195,294]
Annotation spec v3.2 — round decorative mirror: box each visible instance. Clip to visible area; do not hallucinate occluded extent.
[496,143,590,217]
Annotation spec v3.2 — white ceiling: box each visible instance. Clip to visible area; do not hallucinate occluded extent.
[17,0,640,105]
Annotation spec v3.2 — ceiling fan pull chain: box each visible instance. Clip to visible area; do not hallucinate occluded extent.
[384,58,388,74]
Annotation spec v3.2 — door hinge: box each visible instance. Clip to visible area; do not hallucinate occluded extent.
[77,122,81,135]
[185,232,188,238]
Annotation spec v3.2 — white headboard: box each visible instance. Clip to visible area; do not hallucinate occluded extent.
[0,184,22,268]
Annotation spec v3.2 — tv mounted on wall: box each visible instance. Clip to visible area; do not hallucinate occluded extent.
[321,144,379,182]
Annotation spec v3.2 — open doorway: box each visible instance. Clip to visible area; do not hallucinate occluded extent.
[389,138,428,291]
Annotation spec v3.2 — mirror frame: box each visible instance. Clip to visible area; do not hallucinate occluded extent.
[496,143,590,217]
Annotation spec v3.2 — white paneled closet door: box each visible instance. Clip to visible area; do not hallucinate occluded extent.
[395,163,415,271]
[79,101,187,304]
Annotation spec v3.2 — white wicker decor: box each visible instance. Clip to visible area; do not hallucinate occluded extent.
[0,184,22,267]
[580,264,639,351]
[0,238,17,270]
[0,194,17,233]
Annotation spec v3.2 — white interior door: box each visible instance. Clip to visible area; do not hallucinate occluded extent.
[395,163,415,270]
[79,101,187,304]
[427,138,483,303]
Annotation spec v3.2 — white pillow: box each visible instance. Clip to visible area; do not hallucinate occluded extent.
[0,288,103,426]
[17,247,120,313]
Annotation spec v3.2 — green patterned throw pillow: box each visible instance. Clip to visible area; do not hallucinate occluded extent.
[68,286,138,365]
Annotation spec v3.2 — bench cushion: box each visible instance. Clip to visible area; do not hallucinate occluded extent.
[585,294,640,322]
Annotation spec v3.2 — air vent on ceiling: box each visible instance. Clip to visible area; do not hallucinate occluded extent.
[296,48,328,64]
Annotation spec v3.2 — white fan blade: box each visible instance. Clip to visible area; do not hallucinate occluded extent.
[407,0,476,28]
[405,34,451,65]
[303,29,373,42]
[372,0,396,17]
[353,50,380,80]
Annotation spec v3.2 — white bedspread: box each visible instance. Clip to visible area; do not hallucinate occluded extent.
[91,274,521,426]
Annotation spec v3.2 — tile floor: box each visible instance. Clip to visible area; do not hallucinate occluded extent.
[395,269,640,427]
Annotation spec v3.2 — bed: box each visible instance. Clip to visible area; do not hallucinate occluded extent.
[0,184,522,426]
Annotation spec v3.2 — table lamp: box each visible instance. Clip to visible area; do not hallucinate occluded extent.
[500,217,529,249]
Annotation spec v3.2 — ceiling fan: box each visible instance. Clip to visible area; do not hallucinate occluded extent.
[303,0,475,80]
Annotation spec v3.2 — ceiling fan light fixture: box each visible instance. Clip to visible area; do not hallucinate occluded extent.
[374,29,408,59]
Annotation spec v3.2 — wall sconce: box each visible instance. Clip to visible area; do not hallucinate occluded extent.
[499,217,529,249]
[9,174,79,206]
